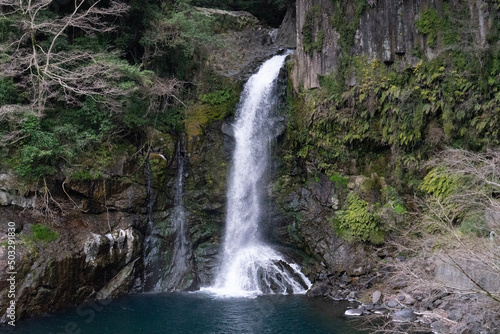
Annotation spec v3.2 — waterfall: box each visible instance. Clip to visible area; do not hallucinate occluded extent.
[209,53,311,297]
[163,143,195,290]
[142,157,160,291]
[143,145,196,292]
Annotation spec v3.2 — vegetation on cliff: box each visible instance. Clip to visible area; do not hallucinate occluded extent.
[286,0,500,314]
[0,0,248,193]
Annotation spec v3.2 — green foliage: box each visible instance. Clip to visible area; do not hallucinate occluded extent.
[458,214,489,237]
[326,0,367,98]
[201,88,232,105]
[0,16,19,42]
[415,8,440,48]
[11,97,119,180]
[0,78,24,105]
[420,168,459,198]
[381,186,407,215]
[294,41,500,186]
[302,6,324,55]
[141,4,221,79]
[30,224,58,243]
[415,5,461,48]
[330,173,347,187]
[335,192,384,244]
[14,115,64,179]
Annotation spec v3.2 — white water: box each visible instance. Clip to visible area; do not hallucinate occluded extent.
[207,54,311,297]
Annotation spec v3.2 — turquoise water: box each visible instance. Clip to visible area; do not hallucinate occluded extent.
[4,293,367,334]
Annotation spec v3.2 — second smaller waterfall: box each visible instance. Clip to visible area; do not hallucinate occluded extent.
[163,144,195,290]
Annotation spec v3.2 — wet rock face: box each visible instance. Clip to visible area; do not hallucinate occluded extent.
[185,120,228,286]
[293,0,493,89]
[293,0,340,89]
[0,207,144,323]
[268,172,369,281]
[276,6,297,49]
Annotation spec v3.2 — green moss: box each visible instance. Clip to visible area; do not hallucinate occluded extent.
[30,224,58,243]
[326,0,367,97]
[415,8,440,48]
[330,173,347,187]
[302,6,324,55]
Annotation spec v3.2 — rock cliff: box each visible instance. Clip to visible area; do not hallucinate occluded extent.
[293,0,493,89]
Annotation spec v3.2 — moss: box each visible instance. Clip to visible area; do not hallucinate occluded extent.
[330,173,347,187]
[30,224,58,243]
[302,5,324,55]
[326,0,367,97]
[71,169,104,181]
[415,8,440,48]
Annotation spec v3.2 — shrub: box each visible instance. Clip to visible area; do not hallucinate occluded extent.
[335,192,384,244]
[200,88,232,105]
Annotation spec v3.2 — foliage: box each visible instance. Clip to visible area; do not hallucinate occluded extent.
[13,115,66,179]
[287,40,500,188]
[302,6,324,55]
[420,149,500,237]
[335,192,384,244]
[201,88,232,105]
[420,168,460,199]
[0,78,24,105]
[140,2,222,79]
[326,0,367,98]
[30,223,58,243]
[0,0,185,181]
[330,173,347,187]
[415,8,440,48]
[381,186,407,215]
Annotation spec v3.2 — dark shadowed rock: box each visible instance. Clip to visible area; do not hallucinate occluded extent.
[392,308,417,322]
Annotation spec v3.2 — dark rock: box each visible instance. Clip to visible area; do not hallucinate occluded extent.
[448,308,463,321]
[276,6,296,49]
[392,308,417,323]
[387,300,399,308]
[431,320,450,333]
[306,282,330,297]
[363,303,374,311]
[433,299,443,307]
[390,279,408,290]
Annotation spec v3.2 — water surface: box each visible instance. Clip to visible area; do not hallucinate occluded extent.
[4,293,367,334]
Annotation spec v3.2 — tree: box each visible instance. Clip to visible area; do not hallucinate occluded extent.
[0,0,129,118]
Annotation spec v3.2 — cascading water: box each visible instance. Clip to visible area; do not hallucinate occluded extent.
[163,144,195,290]
[142,157,160,291]
[143,145,195,292]
[209,53,311,297]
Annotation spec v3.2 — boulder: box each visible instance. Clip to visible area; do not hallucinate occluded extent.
[392,308,417,323]
[372,290,382,304]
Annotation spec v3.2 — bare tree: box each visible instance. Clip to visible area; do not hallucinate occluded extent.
[0,0,130,117]
[395,148,500,303]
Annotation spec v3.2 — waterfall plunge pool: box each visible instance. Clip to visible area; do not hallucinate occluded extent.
[4,293,368,333]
